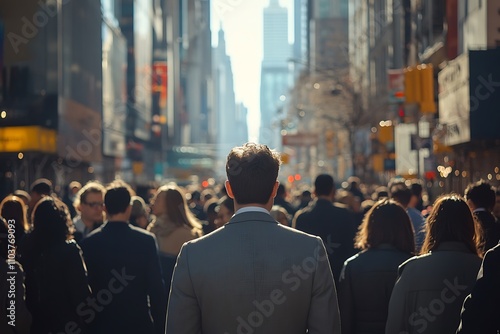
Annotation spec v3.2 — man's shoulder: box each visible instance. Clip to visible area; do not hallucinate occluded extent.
[187,220,321,248]
[83,222,155,244]
[297,200,351,219]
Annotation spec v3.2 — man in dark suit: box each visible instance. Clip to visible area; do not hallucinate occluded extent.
[457,243,500,333]
[465,180,500,252]
[81,181,166,334]
[293,174,357,284]
[166,143,340,334]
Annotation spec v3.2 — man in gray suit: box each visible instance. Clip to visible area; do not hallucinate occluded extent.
[166,143,341,334]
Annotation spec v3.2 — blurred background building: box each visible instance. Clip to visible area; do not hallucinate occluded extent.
[1,0,499,198]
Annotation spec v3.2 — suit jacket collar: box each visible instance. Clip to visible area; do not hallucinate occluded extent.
[226,211,277,226]
[102,221,130,230]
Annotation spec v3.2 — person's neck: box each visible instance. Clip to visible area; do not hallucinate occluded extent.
[107,213,129,222]
[234,202,272,213]
[82,217,98,228]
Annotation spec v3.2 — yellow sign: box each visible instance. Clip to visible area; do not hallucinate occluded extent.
[0,126,57,153]
[132,161,145,175]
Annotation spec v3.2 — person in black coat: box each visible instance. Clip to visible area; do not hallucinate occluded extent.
[80,181,166,334]
[293,174,357,284]
[457,243,500,333]
[338,199,415,334]
[465,180,500,252]
[19,197,91,334]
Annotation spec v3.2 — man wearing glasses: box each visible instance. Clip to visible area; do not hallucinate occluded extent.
[73,181,106,242]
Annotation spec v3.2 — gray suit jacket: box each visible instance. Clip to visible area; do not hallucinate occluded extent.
[166,211,341,334]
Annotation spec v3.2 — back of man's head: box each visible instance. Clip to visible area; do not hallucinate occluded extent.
[314,174,335,197]
[31,178,53,195]
[390,182,412,208]
[276,184,286,198]
[465,180,495,210]
[104,181,133,216]
[410,181,423,197]
[226,143,281,205]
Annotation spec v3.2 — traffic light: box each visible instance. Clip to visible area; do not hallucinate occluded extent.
[419,64,436,113]
[404,64,436,113]
[404,67,421,103]
[378,122,394,143]
[398,105,405,123]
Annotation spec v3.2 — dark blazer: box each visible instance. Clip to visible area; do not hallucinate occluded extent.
[80,221,166,334]
[457,243,500,333]
[294,199,357,283]
[339,245,412,334]
[474,210,500,252]
[166,211,341,334]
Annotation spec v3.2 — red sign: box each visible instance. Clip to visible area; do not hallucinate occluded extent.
[153,62,168,108]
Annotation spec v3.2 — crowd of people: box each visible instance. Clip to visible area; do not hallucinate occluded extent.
[0,142,499,333]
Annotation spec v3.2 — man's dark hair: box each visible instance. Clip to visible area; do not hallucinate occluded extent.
[410,181,423,197]
[390,182,412,207]
[226,143,281,204]
[464,180,496,210]
[30,178,53,195]
[276,184,286,197]
[314,174,334,196]
[104,181,133,215]
[204,199,218,216]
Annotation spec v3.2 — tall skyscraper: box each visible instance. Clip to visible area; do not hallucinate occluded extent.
[260,0,291,148]
[293,0,310,76]
[213,27,248,177]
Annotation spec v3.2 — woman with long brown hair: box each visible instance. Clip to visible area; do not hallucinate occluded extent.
[148,184,203,254]
[339,199,415,334]
[148,184,203,299]
[386,194,482,334]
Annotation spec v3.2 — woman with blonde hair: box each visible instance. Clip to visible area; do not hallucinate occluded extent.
[149,185,203,252]
[386,194,482,334]
[148,184,203,298]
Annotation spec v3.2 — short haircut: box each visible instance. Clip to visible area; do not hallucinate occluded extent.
[226,143,281,204]
[373,186,389,200]
[204,198,219,215]
[464,180,496,211]
[348,176,361,186]
[355,199,415,253]
[217,196,235,215]
[13,190,31,203]
[104,181,133,215]
[420,194,480,256]
[390,182,412,207]
[410,181,423,197]
[314,174,334,196]
[30,178,53,195]
[74,181,105,209]
[276,184,286,197]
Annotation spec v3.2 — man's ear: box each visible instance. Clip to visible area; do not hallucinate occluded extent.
[225,180,235,199]
[271,181,279,199]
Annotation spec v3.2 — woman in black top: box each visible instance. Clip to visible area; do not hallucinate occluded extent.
[19,197,91,334]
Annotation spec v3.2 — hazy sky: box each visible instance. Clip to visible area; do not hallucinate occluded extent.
[211,0,294,142]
